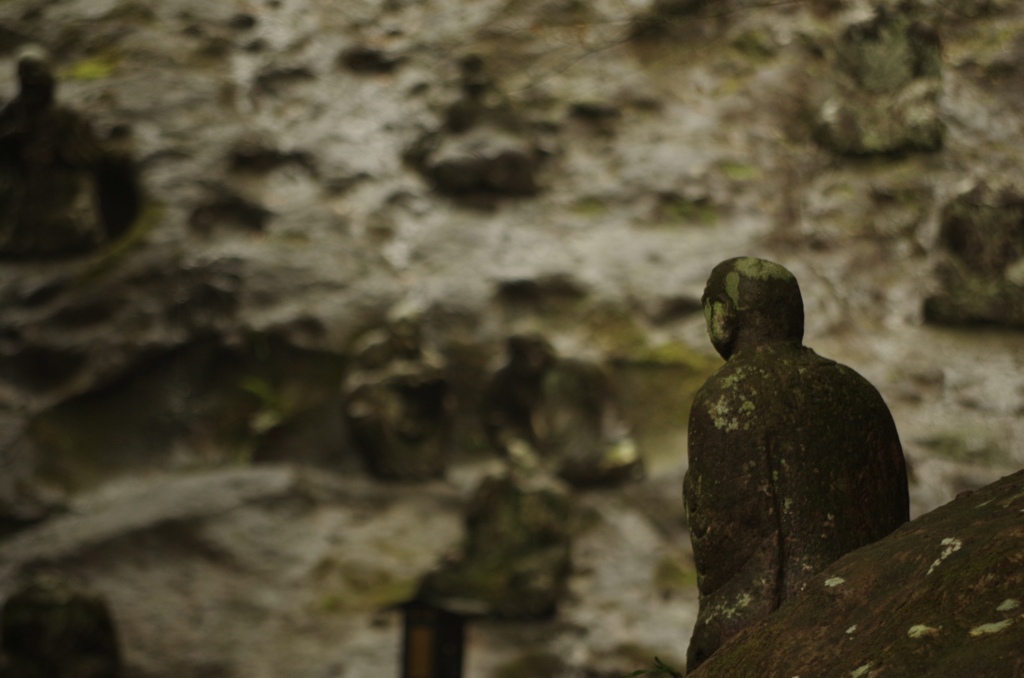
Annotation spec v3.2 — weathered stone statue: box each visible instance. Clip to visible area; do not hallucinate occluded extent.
[405,55,541,202]
[418,474,572,618]
[0,45,139,257]
[683,257,909,672]
[343,314,453,480]
[0,46,104,255]
[1,572,122,677]
[482,334,641,487]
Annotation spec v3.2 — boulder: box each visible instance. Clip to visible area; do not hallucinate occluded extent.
[691,469,1024,677]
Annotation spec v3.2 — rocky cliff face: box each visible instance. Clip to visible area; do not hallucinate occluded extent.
[0,0,1022,676]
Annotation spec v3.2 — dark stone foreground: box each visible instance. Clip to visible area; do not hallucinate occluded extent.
[691,468,1024,678]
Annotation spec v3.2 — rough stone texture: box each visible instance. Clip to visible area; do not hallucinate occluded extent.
[924,182,1024,328]
[0,466,467,678]
[814,8,944,155]
[419,474,573,619]
[691,468,1024,678]
[0,0,1021,675]
[684,258,908,671]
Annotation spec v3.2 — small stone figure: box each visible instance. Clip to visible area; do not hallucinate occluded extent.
[481,334,641,487]
[683,257,908,672]
[1,573,122,677]
[418,474,572,618]
[343,314,453,481]
[0,45,139,257]
[406,55,541,201]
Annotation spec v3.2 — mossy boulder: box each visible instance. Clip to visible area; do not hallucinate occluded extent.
[924,182,1024,328]
[690,469,1024,678]
[815,10,943,155]
[419,475,573,618]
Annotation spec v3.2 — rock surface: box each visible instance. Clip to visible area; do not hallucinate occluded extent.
[0,0,1022,675]
[691,468,1024,677]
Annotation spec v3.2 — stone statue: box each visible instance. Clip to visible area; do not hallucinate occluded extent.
[1,572,122,677]
[343,314,453,481]
[683,257,908,672]
[0,45,139,257]
[482,334,641,487]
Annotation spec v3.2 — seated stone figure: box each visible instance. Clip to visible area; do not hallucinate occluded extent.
[343,314,452,481]
[0,45,138,257]
[684,257,908,672]
[482,334,641,487]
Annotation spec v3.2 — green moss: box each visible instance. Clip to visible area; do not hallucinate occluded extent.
[659,196,717,225]
[313,559,419,613]
[627,340,717,369]
[719,161,763,182]
[654,556,697,593]
[61,51,122,80]
[572,197,608,216]
[733,257,792,282]
[730,29,777,63]
[78,200,163,283]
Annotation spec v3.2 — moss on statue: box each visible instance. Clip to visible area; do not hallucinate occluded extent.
[418,475,572,618]
[684,257,908,672]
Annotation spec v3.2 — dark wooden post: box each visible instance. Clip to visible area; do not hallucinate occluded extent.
[401,601,465,678]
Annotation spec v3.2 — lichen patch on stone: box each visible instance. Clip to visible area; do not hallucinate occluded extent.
[850,662,873,677]
[725,271,742,307]
[996,599,1020,612]
[825,577,846,588]
[907,624,940,639]
[969,620,1013,637]
[734,257,792,282]
[926,537,962,575]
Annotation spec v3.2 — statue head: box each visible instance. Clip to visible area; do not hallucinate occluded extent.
[16,44,55,108]
[701,257,804,360]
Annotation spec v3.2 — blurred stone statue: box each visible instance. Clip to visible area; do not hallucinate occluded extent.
[343,313,453,481]
[405,55,541,203]
[1,572,122,677]
[482,333,641,487]
[418,473,572,618]
[0,45,140,257]
[684,257,909,672]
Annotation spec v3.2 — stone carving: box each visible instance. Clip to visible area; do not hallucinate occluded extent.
[684,257,909,672]
[418,474,572,618]
[0,46,139,257]
[481,334,642,487]
[923,182,1024,328]
[343,314,452,480]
